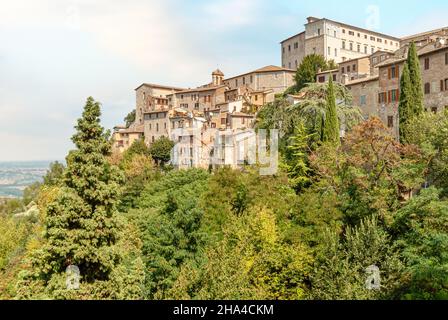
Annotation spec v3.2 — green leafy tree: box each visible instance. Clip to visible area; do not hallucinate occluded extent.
[43,161,65,186]
[310,118,425,226]
[392,187,448,300]
[16,97,144,299]
[322,76,340,144]
[406,110,448,197]
[124,110,136,128]
[407,42,424,116]
[168,207,313,300]
[128,169,210,299]
[295,82,362,144]
[294,54,328,91]
[149,136,175,166]
[310,216,404,300]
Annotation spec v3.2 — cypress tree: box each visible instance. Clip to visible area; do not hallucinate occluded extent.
[398,63,413,143]
[407,42,424,115]
[322,75,340,145]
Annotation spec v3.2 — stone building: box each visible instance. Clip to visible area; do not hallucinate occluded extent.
[400,27,448,47]
[112,124,144,153]
[134,83,185,125]
[281,16,400,68]
[223,65,295,94]
[374,40,448,136]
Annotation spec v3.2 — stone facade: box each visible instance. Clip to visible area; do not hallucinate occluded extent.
[281,17,399,67]
[135,84,185,125]
[345,76,380,119]
[223,65,295,94]
[112,124,144,153]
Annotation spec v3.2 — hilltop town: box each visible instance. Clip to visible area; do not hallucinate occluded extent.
[112,16,448,167]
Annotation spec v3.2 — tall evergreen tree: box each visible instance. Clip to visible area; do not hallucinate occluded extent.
[17,97,144,299]
[398,63,413,143]
[322,75,340,144]
[407,42,424,115]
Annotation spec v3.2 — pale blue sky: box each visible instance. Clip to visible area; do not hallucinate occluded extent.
[1,0,447,161]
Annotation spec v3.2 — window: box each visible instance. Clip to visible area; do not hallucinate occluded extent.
[353,64,357,72]
[282,47,285,54]
[295,60,298,67]
[341,67,345,74]
[250,75,253,83]
[378,92,387,104]
[348,31,355,36]
[243,77,245,85]
[388,116,394,128]
[357,32,360,37]
[360,95,366,105]
[389,65,399,79]
[425,82,431,94]
[328,46,331,55]
[365,46,368,54]
[391,89,399,102]
[445,52,448,65]
[334,30,337,37]
[318,76,325,83]
[318,28,321,36]
[156,123,159,132]
[333,74,337,81]
[357,44,361,52]
[349,43,353,51]
[424,57,430,70]
[342,41,346,49]
[294,42,298,49]
[335,48,338,57]
[364,35,368,39]
[370,36,376,41]
[164,123,167,129]
[431,107,438,113]
[288,45,291,51]
[342,29,346,33]
[255,95,258,101]
[347,66,351,72]
[235,79,238,86]
[377,38,382,43]
[194,102,199,109]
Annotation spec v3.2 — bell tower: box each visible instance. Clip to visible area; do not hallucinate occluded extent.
[212,69,224,86]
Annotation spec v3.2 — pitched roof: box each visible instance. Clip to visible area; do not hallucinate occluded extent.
[346,76,379,86]
[224,65,295,81]
[377,42,448,68]
[134,83,186,91]
[174,84,227,94]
